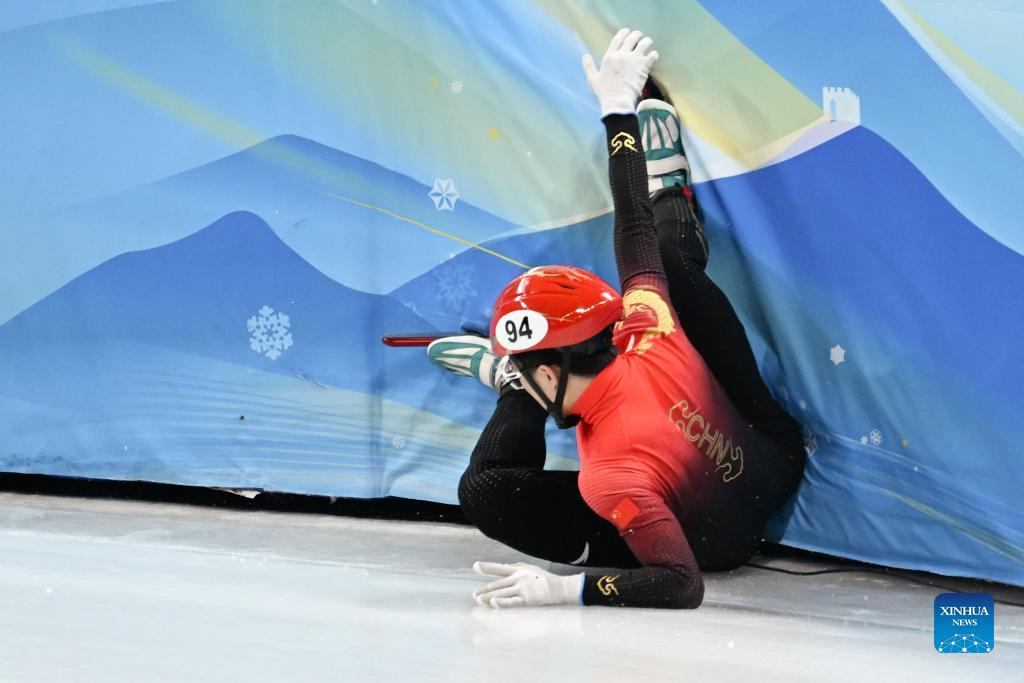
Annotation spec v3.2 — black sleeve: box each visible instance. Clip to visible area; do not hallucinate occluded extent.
[457,390,642,569]
[579,496,705,609]
[604,114,669,293]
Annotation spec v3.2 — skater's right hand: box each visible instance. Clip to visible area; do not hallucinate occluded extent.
[582,28,659,118]
[472,561,584,608]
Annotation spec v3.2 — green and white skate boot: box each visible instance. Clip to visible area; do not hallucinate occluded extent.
[427,335,511,391]
[637,98,691,195]
[638,96,709,266]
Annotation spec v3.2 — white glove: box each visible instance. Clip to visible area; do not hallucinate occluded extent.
[582,28,659,118]
[472,561,584,608]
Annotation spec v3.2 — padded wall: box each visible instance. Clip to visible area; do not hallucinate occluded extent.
[1,1,1021,585]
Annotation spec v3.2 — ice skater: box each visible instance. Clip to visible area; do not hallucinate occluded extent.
[428,29,806,609]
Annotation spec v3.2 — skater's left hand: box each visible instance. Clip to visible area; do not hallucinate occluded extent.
[472,561,584,608]
[582,27,659,118]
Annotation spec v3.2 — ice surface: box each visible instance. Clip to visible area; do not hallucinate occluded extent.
[0,492,1020,682]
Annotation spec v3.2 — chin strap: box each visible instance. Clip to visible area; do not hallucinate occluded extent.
[550,348,581,429]
[514,349,580,430]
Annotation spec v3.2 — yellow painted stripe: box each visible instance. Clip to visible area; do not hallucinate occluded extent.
[52,33,264,148]
[533,0,824,165]
[52,34,534,271]
[326,193,532,269]
[884,491,1024,565]
[898,0,1024,130]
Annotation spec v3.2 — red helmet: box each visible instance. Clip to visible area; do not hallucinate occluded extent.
[490,265,623,357]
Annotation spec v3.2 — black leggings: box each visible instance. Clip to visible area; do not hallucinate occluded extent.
[458,189,804,569]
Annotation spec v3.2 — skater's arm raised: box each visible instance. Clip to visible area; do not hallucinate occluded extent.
[583,29,680,333]
[603,113,670,297]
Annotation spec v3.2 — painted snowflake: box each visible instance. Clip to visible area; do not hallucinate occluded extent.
[433,259,477,311]
[869,429,883,446]
[392,435,406,450]
[830,344,846,365]
[450,80,463,94]
[802,426,819,457]
[429,178,460,211]
[247,305,293,360]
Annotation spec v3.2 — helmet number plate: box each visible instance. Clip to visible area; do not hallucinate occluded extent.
[495,310,548,352]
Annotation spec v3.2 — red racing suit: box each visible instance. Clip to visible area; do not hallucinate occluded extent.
[573,114,804,608]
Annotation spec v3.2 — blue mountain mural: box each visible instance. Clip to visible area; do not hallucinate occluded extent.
[5,134,518,325]
[389,211,619,332]
[691,126,1024,584]
[0,211,512,497]
[0,211,435,390]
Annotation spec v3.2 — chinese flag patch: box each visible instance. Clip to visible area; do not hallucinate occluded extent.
[609,496,640,530]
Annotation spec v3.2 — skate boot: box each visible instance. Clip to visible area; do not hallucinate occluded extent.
[639,94,709,266]
[427,335,513,392]
[637,97,691,196]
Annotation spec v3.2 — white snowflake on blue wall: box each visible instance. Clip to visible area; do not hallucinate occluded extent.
[429,178,460,211]
[247,305,293,360]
